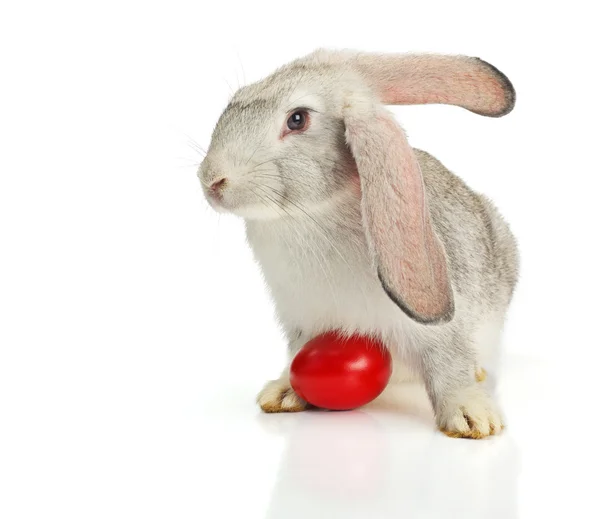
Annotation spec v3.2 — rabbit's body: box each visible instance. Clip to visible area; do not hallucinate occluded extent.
[200,50,518,437]
[248,148,518,383]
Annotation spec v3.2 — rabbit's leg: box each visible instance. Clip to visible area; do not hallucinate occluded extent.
[419,330,504,439]
[257,329,308,414]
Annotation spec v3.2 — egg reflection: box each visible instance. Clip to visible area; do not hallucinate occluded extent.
[259,383,519,519]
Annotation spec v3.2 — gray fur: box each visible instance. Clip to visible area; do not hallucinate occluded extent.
[198,50,519,436]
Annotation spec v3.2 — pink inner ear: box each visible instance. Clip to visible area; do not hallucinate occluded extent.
[345,107,454,323]
[353,54,514,117]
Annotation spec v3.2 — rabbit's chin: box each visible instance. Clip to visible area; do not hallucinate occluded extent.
[229,204,290,221]
[204,193,282,220]
[207,198,295,221]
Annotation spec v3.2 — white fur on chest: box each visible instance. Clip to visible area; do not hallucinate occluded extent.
[245,209,413,340]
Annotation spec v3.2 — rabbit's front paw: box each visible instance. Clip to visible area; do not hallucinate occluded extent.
[437,385,504,439]
[257,378,307,413]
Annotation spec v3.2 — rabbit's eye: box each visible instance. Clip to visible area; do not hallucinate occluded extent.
[287,110,308,131]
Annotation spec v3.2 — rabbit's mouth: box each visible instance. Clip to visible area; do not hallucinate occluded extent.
[201,179,284,220]
[204,188,236,215]
[202,182,225,208]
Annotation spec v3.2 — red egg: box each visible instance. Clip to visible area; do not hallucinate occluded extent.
[290,332,392,411]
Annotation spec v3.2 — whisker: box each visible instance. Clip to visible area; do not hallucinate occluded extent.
[184,134,208,157]
[236,51,247,87]
[247,168,274,175]
[250,157,279,170]
[252,172,315,189]
[245,144,264,166]
[250,182,341,311]
[259,184,370,307]
[254,189,306,260]
[176,155,202,163]
[223,77,235,97]
[249,183,290,221]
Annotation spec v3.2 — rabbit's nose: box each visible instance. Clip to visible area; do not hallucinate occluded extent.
[209,177,227,195]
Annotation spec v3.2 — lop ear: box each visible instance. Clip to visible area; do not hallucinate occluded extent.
[332,50,513,322]
[344,100,454,324]
[350,53,515,116]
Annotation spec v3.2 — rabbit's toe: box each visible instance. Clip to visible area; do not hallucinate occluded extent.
[437,385,504,439]
[475,367,487,383]
[257,378,307,413]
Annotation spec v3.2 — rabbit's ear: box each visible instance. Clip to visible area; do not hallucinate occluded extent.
[344,101,454,323]
[351,53,515,117]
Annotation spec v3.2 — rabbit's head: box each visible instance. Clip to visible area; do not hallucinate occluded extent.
[199,49,514,323]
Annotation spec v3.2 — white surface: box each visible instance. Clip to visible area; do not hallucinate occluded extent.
[1,1,599,518]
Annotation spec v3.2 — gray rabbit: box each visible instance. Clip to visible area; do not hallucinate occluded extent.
[199,50,518,439]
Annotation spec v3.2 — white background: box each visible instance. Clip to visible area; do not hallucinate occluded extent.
[1,1,599,518]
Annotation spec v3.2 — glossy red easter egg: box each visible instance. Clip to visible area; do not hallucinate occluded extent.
[290,332,392,411]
